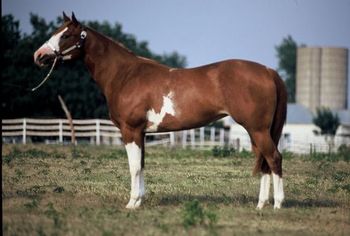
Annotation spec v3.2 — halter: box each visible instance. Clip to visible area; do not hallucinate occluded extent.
[32,30,87,91]
[46,30,87,60]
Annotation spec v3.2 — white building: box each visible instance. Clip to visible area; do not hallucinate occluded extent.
[224,104,350,154]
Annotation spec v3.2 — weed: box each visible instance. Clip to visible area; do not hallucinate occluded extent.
[236,148,253,158]
[212,146,235,157]
[16,185,46,198]
[281,150,294,160]
[337,144,350,162]
[24,199,39,209]
[332,171,347,182]
[100,149,125,159]
[45,202,63,228]
[3,155,13,165]
[53,186,65,193]
[71,147,91,159]
[82,168,92,174]
[182,199,218,229]
[182,199,205,228]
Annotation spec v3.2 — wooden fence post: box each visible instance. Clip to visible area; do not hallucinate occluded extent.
[182,130,187,147]
[210,127,215,144]
[200,127,205,147]
[170,132,175,146]
[59,119,63,143]
[190,129,195,147]
[220,129,225,146]
[96,119,100,145]
[22,118,26,144]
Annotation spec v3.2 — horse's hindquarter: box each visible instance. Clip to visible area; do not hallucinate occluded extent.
[217,60,277,127]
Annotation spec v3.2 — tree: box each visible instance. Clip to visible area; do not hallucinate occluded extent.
[313,107,340,150]
[275,35,298,103]
[1,14,187,119]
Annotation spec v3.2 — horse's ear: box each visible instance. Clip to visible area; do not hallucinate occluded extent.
[71,12,79,25]
[63,11,70,22]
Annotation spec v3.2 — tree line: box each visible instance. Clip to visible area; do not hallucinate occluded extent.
[2,14,187,119]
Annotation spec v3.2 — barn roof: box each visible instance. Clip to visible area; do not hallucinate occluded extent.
[287,103,313,124]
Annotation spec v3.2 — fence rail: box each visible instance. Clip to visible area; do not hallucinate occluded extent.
[2,118,348,153]
[2,118,230,147]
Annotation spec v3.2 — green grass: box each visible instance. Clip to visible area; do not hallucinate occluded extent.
[2,144,350,235]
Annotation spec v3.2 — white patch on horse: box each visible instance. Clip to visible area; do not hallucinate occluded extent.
[272,173,284,209]
[146,92,176,132]
[125,142,144,209]
[257,174,271,209]
[47,27,68,51]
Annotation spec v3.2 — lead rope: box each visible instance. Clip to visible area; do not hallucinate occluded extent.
[31,56,58,91]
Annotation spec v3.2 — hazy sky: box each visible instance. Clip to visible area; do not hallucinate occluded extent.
[3,0,350,104]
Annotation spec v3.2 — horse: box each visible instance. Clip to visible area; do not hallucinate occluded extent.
[34,12,287,209]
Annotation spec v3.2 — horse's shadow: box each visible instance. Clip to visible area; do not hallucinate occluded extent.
[151,194,341,208]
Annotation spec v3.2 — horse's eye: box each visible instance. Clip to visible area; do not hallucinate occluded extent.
[61,34,70,39]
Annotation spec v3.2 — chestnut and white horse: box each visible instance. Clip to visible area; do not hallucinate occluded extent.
[34,13,287,209]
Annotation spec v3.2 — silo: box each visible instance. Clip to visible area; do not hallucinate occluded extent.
[320,48,348,110]
[296,47,348,112]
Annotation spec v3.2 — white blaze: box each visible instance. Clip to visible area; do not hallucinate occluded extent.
[146,92,176,131]
[46,27,68,51]
[36,27,68,56]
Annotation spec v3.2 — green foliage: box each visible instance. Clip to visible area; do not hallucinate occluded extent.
[275,35,299,103]
[313,107,340,136]
[2,14,187,119]
[337,144,350,162]
[24,199,39,209]
[182,199,218,229]
[45,202,63,228]
[212,146,235,157]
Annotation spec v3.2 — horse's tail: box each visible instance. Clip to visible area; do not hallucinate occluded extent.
[255,69,287,175]
[270,69,288,146]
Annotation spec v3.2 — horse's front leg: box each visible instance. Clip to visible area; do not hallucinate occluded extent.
[121,126,145,209]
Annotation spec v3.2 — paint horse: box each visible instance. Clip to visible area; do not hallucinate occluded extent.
[34,13,287,209]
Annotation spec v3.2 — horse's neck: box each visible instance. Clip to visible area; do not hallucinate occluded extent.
[83,28,138,92]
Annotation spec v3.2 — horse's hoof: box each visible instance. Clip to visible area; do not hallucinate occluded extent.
[273,200,282,209]
[256,200,269,210]
[126,198,142,209]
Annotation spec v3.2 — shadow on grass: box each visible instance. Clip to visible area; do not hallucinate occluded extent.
[283,198,341,208]
[152,194,341,208]
[155,194,258,206]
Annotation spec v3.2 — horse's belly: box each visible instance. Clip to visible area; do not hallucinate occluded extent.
[146,107,227,133]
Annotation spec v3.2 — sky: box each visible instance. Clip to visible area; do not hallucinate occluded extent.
[3,0,350,105]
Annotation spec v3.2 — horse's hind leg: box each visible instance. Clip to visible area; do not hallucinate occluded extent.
[252,144,271,209]
[251,130,284,209]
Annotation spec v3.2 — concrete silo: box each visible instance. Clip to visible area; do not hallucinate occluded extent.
[296,47,348,112]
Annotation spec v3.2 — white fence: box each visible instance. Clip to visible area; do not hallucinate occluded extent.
[3,118,348,153]
[2,118,230,148]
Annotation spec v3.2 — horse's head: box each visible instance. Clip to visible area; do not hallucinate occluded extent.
[34,12,87,67]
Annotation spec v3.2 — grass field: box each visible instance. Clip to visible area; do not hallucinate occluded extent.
[2,144,350,235]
